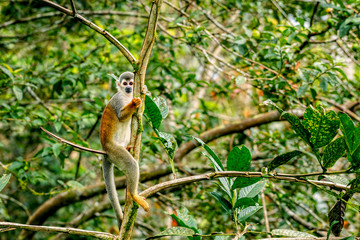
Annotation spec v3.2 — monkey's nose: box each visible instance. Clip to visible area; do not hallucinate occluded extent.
[125,87,132,93]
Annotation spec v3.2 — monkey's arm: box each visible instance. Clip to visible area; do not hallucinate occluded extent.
[117,98,141,121]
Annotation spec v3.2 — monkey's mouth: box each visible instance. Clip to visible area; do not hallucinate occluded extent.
[125,87,132,93]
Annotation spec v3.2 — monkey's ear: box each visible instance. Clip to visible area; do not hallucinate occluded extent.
[116,80,121,91]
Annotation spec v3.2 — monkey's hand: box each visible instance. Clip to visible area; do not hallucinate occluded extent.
[142,85,148,94]
[126,144,133,151]
[131,97,142,108]
[132,194,150,212]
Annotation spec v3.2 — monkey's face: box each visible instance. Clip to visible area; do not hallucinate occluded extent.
[121,79,134,94]
[116,72,134,95]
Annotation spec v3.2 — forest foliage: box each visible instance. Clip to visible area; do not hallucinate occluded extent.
[1,0,360,239]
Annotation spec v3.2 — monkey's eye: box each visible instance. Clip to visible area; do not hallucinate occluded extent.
[129,82,133,86]
[123,82,128,86]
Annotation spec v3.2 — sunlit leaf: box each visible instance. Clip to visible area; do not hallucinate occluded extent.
[152,96,169,119]
[271,229,316,238]
[0,174,11,192]
[237,180,266,198]
[323,137,346,168]
[149,227,195,239]
[145,95,163,129]
[237,205,262,222]
[303,106,339,148]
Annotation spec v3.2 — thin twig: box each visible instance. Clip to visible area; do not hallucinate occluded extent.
[0,10,149,28]
[336,39,360,66]
[319,97,360,121]
[0,221,119,240]
[269,0,294,27]
[0,194,30,217]
[40,0,136,64]
[261,191,270,237]
[40,127,106,155]
[310,2,319,27]
[164,0,284,79]
[69,0,77,16]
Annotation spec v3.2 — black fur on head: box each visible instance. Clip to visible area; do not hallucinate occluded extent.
[119,72,134,82]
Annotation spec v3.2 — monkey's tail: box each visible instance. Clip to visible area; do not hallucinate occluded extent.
[103,156,123,228]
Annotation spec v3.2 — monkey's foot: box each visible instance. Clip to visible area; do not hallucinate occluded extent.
[132,194,150,212]
[142,85,148,94]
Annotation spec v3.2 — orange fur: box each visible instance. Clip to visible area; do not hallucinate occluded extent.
[100,105,117,148]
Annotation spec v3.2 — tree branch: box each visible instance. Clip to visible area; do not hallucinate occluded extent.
[18,166,172,239]
[0,10,148,29]
[174,110,295,163]
[121,0,163,238]
[140,171,349,198]
[40,127,106,155]
[39,0,136,65]
[0,221,118,240]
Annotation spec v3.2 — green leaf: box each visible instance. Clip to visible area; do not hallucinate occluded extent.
[333,68,349,81]
[52,143,62,157]
[267,150,302,171]
[171,208,199,234]
[263,100,312,146]
[227,145,251,171]
[149,227,195,239]
[156,131,178,158]
[326,175,349,186]
[323,137,346,168]
[297,84,308,98]
[282,112,312,146]
[271,229,316,238]
[303,106,340,148]
[232,177,262,189]
[338,112,360,153]
[235,76,246,86]
[319,76,329,92]
[210,192,232,213]
[237,205,262,222]
[192,137,224,171]
[12,86,23,101]
[238,180,266,198]
[54,121,62,132]
[214,236,231,240]
[192,137,230,196]
[0,65,14,80]
[0,174,11,192]
[9,161,24,171]
[67,180,84,189]
[144,95,163,129]
[152,96,169,119]
[234,198,256,209]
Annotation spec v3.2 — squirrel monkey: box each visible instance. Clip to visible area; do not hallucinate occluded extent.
[100,72,149,227]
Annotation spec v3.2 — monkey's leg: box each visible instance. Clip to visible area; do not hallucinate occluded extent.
[107,145,150,212]
[103,156,123,228]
